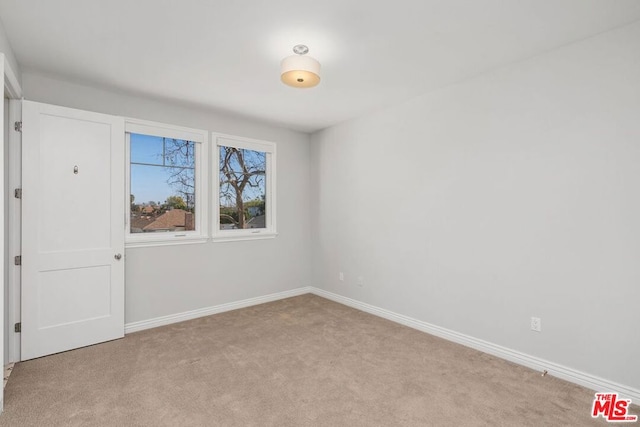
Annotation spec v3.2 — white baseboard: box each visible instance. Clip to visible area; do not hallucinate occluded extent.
[124,286,312,334]
[309,287,640,402]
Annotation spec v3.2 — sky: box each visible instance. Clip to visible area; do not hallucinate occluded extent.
[130,133,194,205]
[130,133,266,207]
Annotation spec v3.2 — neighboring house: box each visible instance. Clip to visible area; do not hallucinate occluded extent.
[247,214,265,229]
[143,209,194,232]
[247,206,261,217]
[141,205,156,215]
[130,216,155,233]
[218,215,264,230]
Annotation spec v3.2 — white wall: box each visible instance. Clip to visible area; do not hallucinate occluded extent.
[22,72,312,324]
[311,21,640,391]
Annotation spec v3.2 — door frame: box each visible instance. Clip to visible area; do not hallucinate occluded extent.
[1,53,21,413]
[4,55,22,366]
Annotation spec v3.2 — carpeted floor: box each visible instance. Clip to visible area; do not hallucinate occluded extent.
[0,294,632,426]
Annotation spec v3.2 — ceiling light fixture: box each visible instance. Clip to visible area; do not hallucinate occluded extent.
[281,45,321,88]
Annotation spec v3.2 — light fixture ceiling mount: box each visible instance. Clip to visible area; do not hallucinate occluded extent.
[281,45,320,88]
[292,44,309,55]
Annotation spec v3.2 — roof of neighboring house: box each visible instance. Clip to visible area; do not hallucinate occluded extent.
[143,209,191,231]
[130,216,155,232]
[141,206,156,214]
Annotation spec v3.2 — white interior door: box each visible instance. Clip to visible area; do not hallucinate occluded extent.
[21,101,125,360]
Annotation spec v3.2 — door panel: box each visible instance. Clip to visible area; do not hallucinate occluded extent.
[38,266,111,329]
[21,100,125,360]
[38,114,112,252]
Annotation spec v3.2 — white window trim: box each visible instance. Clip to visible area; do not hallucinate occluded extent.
[125,118,209,248]
[213,133,277,242]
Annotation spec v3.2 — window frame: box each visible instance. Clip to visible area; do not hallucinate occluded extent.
[125,118,209,247]
[212,133,277,242]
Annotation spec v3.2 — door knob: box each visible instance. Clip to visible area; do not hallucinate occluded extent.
[114,253,122,260]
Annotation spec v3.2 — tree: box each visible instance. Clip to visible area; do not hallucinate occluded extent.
[165,195,187,210]
[219,147,265,229]
[163,138,195,210]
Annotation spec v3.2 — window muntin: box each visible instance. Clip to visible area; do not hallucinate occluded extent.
[214,135,276,241]
[125,120,208,246]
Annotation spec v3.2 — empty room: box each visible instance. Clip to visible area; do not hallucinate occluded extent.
[0,1,638,425]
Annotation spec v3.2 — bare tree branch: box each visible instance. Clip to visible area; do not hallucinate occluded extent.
[218,147,266,229]
[163,138,196,210]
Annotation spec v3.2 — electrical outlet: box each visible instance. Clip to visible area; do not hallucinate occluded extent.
[531,317,542,332]
[357,276,364,287]
[339,272,344,282]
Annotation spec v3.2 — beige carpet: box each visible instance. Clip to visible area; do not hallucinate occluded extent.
[0,294,632,426]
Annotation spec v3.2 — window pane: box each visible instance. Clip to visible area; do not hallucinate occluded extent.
[219,146,266,230]
[130,133,196,233]
[130,133,165,164]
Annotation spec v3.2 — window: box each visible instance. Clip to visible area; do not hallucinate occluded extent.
[124,121,275,245]
[126,120,208,246]
[214,135,276,241]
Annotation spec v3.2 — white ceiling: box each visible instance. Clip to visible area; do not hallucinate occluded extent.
[1,1,640,133]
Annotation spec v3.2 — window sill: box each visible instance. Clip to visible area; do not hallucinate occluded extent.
[125,236,208,248]
[211,232,278,243]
